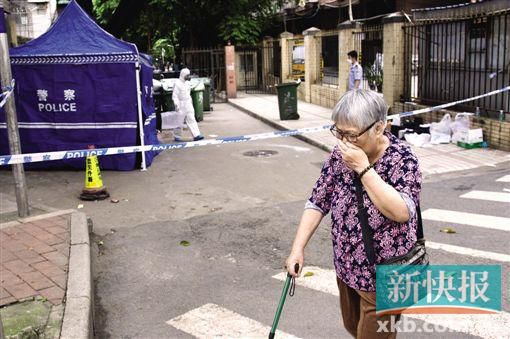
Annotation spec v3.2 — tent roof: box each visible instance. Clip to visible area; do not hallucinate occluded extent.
[10,0,138,59]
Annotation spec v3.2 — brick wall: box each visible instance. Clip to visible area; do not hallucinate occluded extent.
[311,84,341,108]
[393,102,510,151]
[382,19,405,108]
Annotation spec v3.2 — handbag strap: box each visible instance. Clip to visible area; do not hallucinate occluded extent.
[416,205,424,240]
[354,177,376,265]
[354,177,425,266]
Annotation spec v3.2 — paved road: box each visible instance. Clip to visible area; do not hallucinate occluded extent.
[1,103,508,338]
[91,105,509,338]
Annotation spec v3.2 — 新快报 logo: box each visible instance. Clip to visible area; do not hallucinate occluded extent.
[376,265,501,315]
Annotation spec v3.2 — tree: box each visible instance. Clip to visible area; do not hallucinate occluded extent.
[77,0,93,15]
[91,0,283,57]
[152,38,175,62]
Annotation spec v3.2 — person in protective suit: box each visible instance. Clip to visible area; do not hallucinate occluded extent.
[172,68,204,141]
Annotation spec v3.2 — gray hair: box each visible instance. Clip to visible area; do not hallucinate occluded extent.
[331,89,388,130]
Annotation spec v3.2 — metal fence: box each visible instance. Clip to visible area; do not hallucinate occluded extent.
[181,47,227,102]
[353,24,384,92]
[403,10,510,116]
[318,30,339,87]
[237,39,281,94]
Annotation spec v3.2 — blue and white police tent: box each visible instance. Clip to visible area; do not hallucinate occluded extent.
[0,0,159,170]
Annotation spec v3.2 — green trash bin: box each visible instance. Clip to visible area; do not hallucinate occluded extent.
[276,82,300,120]
[162,90,175,112]
[191,82,205,122]
[193,77,212,111]
[202,78,211,111]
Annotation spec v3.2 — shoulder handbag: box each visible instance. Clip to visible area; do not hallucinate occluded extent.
[354,177,429,267]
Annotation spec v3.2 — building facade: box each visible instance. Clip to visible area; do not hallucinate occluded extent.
[8,0,57,42]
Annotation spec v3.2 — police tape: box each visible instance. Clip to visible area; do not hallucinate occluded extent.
[387,85,510,120]
[0,79,15,109]
[0,84,14,109]
[0,125,332,166]
[1,85,509,166]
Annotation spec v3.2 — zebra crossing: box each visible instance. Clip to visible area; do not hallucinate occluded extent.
[167,303,299,339]
[166,174,510,338]
[421,173,510,263]
[271,267,510,339]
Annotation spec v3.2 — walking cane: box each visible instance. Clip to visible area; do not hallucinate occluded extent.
[269,263,299,339]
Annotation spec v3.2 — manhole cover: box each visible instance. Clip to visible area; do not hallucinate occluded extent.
[243,150,279,158]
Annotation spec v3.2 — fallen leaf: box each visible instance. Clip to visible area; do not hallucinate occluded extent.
[440,227,456,234]
[180,240,190,247]
[77,204,84,209]
[304,272,314,277]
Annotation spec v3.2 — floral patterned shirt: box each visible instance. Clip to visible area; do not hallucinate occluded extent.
[307,132,422,292]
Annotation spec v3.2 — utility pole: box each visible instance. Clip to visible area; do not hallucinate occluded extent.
[0,0,29,217]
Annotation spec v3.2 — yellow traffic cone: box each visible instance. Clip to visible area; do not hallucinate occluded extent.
[79,146,110,201]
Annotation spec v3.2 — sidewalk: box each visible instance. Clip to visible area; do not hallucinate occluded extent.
[0,197,92,339]
[229,93,510,177]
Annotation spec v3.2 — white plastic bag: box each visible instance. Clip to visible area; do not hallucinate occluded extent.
[161,111,186,130]
[451,113,472,143]
[404,133,431,147]
[430,113,452,144]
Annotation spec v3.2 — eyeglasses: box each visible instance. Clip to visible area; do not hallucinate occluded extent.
[329,121,378,143]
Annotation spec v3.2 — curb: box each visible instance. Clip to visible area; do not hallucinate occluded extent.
[0,209,76,230]
[228,101,333,154]
[60,212,93,339]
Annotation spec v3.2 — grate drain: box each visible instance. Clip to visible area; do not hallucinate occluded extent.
[243,150,279,158]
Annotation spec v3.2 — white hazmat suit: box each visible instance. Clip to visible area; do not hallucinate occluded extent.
[172,68,203,141]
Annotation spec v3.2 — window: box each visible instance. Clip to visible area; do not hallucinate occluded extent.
[36,3,48,14]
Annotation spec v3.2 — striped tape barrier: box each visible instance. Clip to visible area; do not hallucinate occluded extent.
[1,86,509,166]
[0,125,332,166]
[0,80,15,109]
[387,85,510,120]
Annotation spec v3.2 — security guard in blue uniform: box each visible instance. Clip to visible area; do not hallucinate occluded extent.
[347,50,363,90]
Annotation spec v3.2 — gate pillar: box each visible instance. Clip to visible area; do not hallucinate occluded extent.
[225,44,237,99]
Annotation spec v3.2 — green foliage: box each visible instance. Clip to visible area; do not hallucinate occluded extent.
[92,0,120,25]
[364,63,383,92]
[152,38,175,60]
[219,14,261,45]
[91,0,283,52]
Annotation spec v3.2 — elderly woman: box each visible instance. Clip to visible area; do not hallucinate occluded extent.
[285,90,422,338]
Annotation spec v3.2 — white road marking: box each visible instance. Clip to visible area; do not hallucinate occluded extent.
[422,208,510,232]
[496,175,510,182]
[272,267,510,339]
[426,241,510,262]
[460,190,510,203]
[408,313,510,339]
[272,266,339,296]
[166,303,300,339]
